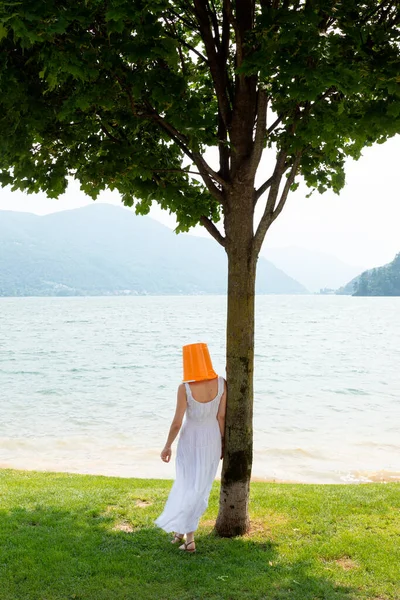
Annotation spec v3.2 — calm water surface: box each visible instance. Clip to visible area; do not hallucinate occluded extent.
[1,295,399,483]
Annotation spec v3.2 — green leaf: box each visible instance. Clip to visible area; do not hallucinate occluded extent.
[0,23,8,41]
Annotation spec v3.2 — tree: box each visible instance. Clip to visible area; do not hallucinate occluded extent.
[1,0,399,536]
[356,271,370,295]
[353,252,400,296]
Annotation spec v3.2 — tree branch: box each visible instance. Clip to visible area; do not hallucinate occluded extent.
[151,112,226,202]
[253,149,287,256]
[234,0,256,68]
[267,114,283,136]
[221,0,234,107]
[249,89,268,174]
[151,169,201,176]
[192,151,229,205]
[146,108,228,200]
[200,216,226,247]
[193,0,232,130]
[98,121,123,144]
[206,0,221,49]
[216,1,232,180]
[139,95,227,203]
[223,0,238,42]
[361,0,394,25]
[140,99,191,152]
[254,175,274,203]
[270,152,301,225]
[163,29,208,64]
[264,150,287,214]
[116,61,229,205]
[203,0,232,184]
[254,152,302,257]
[309,86,337,109]
[167,7,200,31]
[192,151,228,190]
[163,17,187,75]
[218,112,230,181]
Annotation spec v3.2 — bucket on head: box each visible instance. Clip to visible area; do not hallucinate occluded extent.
[182,343,217,382]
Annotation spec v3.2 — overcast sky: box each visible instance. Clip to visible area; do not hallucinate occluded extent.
[0,135,399,269]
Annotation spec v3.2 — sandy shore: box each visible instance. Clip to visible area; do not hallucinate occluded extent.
[251,471,400,484]
[1,461,399,484]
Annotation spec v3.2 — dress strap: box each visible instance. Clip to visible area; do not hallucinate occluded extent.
[217,376,224,398]
[184,382,191,401]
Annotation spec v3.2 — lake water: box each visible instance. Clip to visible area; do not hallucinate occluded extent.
[0,296,399,484]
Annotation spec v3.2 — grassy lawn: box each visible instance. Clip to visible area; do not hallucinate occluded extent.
[0,469,399,600]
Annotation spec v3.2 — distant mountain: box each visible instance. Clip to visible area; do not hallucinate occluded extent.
[262,246,364,293]
[337,252,400,296]
[0,204,307,296]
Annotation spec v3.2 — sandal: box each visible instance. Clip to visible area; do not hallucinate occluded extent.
[179,540,196,553]
[171,533,184,544]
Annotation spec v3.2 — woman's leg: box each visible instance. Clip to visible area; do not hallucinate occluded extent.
[179,531,196,552]
[186,531,195,544]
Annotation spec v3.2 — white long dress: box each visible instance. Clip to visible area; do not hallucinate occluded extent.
[155,376,223,534]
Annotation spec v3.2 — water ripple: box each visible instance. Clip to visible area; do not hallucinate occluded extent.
[1,295,399,483]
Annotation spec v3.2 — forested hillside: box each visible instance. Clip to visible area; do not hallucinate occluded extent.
[337,253,400,296]
[0,205,307,296]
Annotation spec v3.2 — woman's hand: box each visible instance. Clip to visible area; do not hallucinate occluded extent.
[161,446,172,463]
[160,385,186,464]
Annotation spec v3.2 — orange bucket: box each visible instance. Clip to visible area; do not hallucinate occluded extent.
[182,343,217,382]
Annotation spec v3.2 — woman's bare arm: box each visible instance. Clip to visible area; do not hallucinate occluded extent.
[160,384,187,463]
[217,380,227,459]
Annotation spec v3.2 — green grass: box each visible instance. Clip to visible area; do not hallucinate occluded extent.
[0,470,399,600]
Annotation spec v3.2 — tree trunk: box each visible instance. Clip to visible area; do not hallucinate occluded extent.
[215,186,256,537]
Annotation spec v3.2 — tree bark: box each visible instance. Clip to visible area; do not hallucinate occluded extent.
[215,185,256,537]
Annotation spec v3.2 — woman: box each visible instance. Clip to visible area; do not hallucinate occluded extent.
[155,342,226,553]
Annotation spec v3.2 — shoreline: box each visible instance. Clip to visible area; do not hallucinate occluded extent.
[1,463,399,484]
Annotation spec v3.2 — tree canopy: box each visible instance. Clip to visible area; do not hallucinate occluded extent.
[1,1,399,237]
